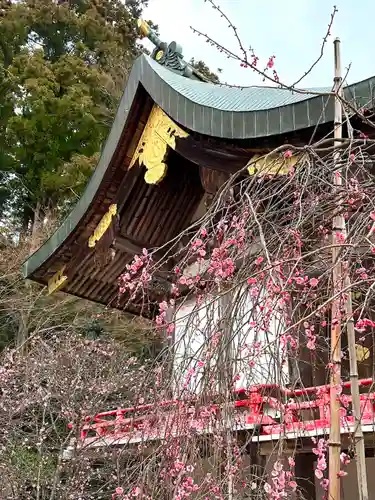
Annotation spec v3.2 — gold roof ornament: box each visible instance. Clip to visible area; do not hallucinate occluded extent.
[130,105,189,185]
[247,152,302,176]
[88,204,117,248]
[155,50,164,61]
[137,19,150,38]
[48,267,68,295]
[355,344,370,362]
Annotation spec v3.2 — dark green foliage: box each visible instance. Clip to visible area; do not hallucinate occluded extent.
[190,57,221,83]
[0,0,148,230]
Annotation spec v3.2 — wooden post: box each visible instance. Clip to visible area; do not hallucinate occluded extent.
[219,291,234,500]
[295,453,316,500]
[328,37,343,500]
[164,305,175,398]
[248,444,266,499]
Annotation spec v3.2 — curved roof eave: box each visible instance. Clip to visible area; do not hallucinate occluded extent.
[140,55,375,140]
[22,54,375,279]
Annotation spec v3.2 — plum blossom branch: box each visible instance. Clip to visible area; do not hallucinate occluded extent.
[191,2,339,95]
[292,5,338,87]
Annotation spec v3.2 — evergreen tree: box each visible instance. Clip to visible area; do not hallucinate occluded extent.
[0,0,148,232]
[190,57,221,84]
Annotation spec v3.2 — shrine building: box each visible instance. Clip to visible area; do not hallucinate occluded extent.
[22,20,375,500]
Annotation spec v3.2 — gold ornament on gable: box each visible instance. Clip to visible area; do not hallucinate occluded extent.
[88,204,117,248]
[130,105,189,185]
[48,267,68,295]
[247,152,302,176]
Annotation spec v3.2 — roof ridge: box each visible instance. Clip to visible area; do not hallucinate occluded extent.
[137,19,210,82]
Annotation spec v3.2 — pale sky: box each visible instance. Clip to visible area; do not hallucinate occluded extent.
[142,0,374,88]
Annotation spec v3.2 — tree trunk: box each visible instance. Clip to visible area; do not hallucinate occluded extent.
[16,203,41,350]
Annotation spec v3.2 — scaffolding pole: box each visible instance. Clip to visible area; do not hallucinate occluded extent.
[329,37,369,500]
[344,274,369,500]
[328,37,343,500]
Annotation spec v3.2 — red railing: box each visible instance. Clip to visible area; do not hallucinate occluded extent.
[79,378,375,447]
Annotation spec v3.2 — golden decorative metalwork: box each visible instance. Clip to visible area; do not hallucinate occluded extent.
[137,19,150,38]
[155,50,164,61]
[48,267,67,295]
[130,105,189,185]
[88,204,117,248]
[355,344,370,362]
[247,153,301,176]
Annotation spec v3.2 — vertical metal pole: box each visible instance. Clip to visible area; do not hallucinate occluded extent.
[344,275,369,500]
[328,37,343,500]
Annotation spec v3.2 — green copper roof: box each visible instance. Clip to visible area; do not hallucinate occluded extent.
[147,57,329,111]
[23,53,375,281]
[138,56,375,139]
[137,55,375,139]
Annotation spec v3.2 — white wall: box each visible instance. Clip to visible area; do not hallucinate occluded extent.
[173,287,288,396]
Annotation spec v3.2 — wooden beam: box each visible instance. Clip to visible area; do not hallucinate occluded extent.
[114,235,144,255]
[114,236,174,272]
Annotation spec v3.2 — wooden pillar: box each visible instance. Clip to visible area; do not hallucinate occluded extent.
[218,291,235,500]
[258,447,316,500]
[295,453,316,500]
[163,305,175,398]
[294,318,314,387]
[292,303,329,389]
[249,444,266,499]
